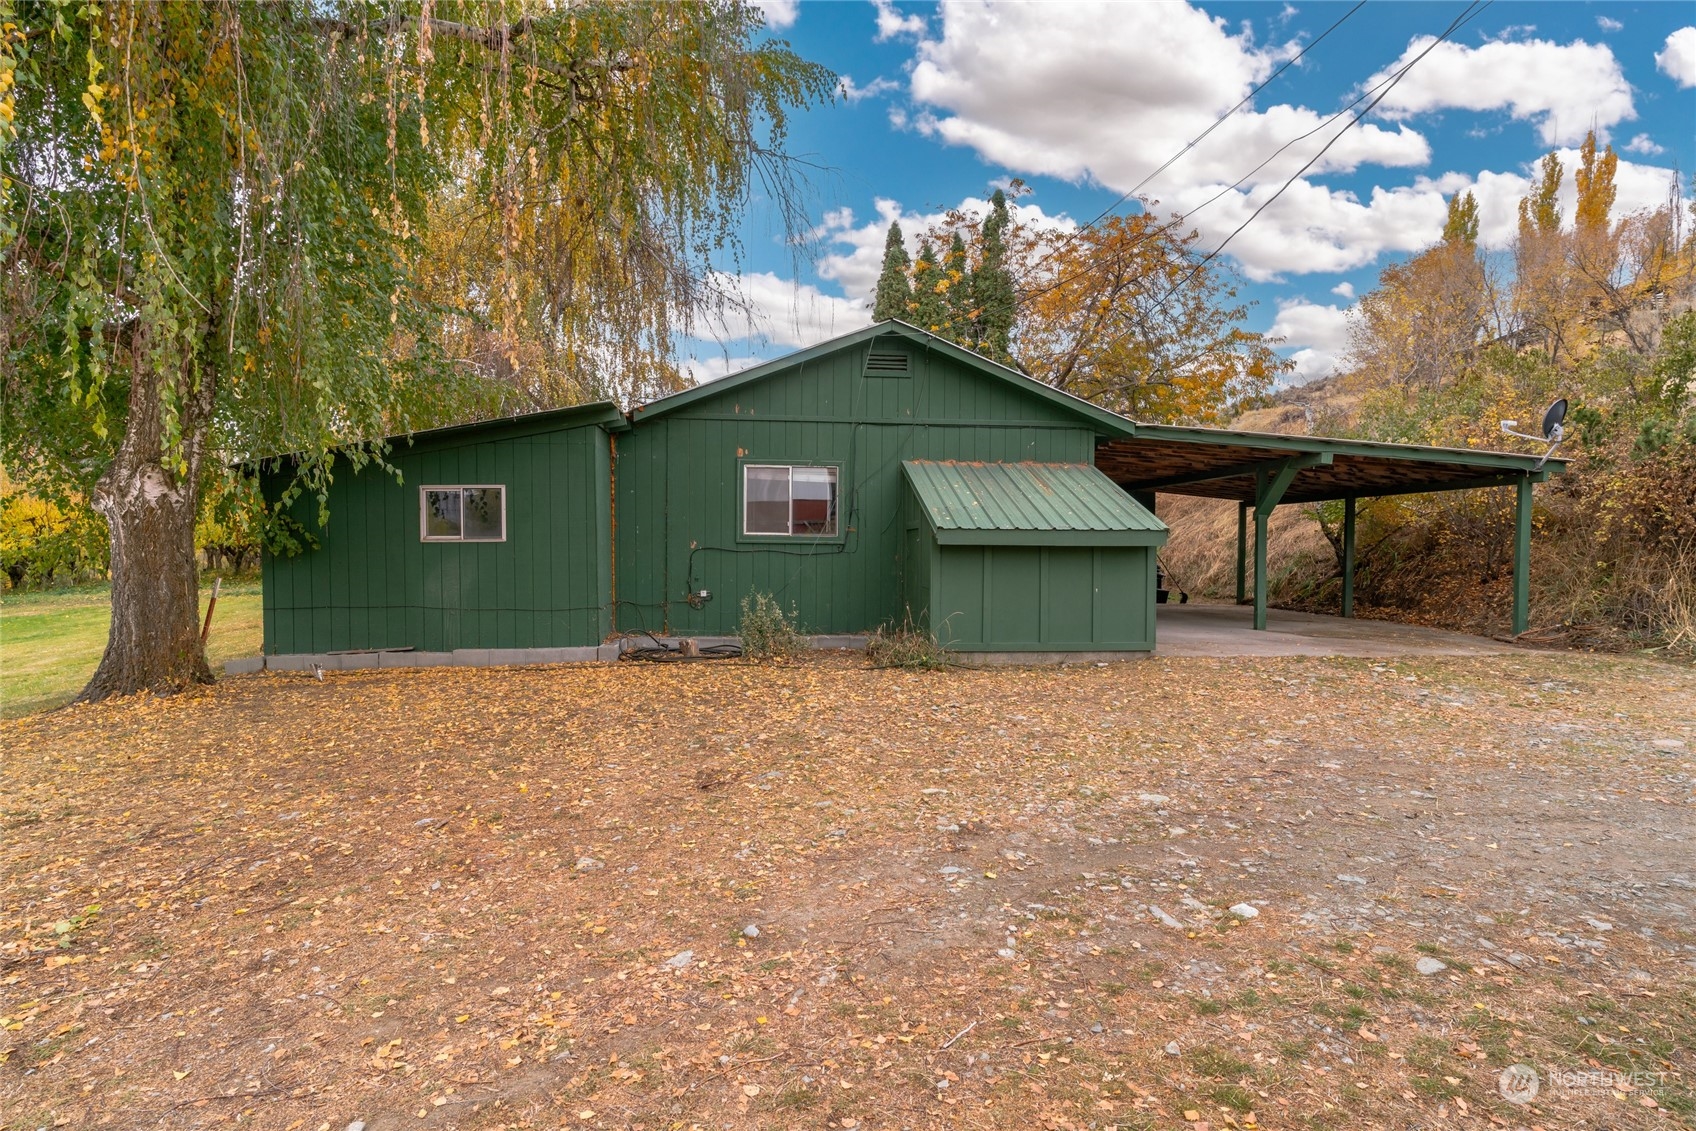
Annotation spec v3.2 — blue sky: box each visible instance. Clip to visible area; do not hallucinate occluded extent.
[681,0,1696,387]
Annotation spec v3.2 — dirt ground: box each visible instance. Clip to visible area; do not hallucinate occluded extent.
[2,650,1693,1131]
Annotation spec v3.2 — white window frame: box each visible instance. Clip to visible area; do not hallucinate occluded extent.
[742,464,840,537]
[420,485,508,543]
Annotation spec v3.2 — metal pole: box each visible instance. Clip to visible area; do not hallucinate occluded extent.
[1512,475,1532,635]
[1341,495,1356,619]
[200,576,222,646]
[1235,501,1247,605]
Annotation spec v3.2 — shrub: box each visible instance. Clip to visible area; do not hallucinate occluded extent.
[0,493,109,589]
[738,591,807,660]
[866,611,949,670]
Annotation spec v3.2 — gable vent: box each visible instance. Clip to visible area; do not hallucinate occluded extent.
[863,348,912,377]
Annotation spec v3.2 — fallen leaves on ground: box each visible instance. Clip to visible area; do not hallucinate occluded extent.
[1,651,1692,1129]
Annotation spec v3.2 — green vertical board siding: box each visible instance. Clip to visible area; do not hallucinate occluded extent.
[260,421,614,654]
[929,544,1154,651]
[616,342,1102,636]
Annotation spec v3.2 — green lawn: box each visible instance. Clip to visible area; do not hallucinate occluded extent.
[0,580,262,717]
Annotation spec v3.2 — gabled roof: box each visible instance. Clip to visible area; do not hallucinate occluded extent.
[903,460,1168,547]
[251,400,627,469]
[633,321,1136,439]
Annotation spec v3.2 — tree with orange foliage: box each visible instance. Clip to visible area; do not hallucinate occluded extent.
[1015,213,1287,424]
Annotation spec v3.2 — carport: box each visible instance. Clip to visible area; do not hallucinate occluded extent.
[1094,425,1567,634]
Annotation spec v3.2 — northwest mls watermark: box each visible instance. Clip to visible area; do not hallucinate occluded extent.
[1498,1063,1671,1105]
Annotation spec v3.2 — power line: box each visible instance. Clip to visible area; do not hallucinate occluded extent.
[1019,0,1470,312]
[1015,0,1368,297]
[1167,0,1491,296]
[1054,0,1492,389]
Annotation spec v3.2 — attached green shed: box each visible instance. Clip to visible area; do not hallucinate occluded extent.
[260,402,625,656]
[901,460,1168,652]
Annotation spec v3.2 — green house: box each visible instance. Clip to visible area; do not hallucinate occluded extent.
[253,319,1562,668]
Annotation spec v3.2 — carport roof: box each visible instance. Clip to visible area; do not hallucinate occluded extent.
[1096,423,1566,504]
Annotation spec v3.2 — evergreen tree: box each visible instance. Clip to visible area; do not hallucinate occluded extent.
[973,189,1016,361]
[911,240,949,332]
[871,222,913,322]
[944,232,973,337]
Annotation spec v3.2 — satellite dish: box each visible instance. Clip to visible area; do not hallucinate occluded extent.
[1500,397,1569,469]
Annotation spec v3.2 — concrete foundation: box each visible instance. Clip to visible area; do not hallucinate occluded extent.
[222,610,1511,677]
[222,634,873,676]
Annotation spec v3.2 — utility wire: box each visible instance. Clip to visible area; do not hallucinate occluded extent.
[1061,0,1491,381]
[1018,0,1472,312]
[1163,0,1491,299]
[1014,0,1368,307]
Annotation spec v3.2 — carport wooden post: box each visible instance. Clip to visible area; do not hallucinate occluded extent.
[1251,454,1328,630]
[1513,474,1532,635]
[1253,492,1269,629]
[1235,502,1247,605]
[1341,495,1357,618]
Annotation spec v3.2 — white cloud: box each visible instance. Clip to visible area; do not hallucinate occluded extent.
[680,354,766,385]
[1657,27,1696,87]
[909,3,1428,192]
[872,0,926,42]
[888,4,1687,281]
[1625,133,1666,157]
[1331,281,1355,300]
[1268,299,1355,383]
[702,271,871,351]
[1483,25,1538,43]
[1366,36,1634,146]
[900,2,1451,279]
[1596,16,1623,33]
[837,75,900,103]
[752,0,798,31]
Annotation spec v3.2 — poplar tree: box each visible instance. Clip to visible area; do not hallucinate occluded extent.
[1574,131,1619,237]
[0,0,833,701]
[1442,191,1480,246]
[871,221,912,322]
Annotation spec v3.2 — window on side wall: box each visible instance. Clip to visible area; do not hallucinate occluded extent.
[743,465,838,537]
[421,486,506,542]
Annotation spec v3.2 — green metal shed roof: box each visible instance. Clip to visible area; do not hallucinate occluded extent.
[903,460,1168,547]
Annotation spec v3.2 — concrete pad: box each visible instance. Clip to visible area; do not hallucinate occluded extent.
[1154,603,1518,658]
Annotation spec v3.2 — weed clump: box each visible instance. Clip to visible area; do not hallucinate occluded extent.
[738,591,806,660]
[865,612,949,670]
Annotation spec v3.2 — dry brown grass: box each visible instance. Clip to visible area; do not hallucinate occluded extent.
[1157,494,1337,608]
